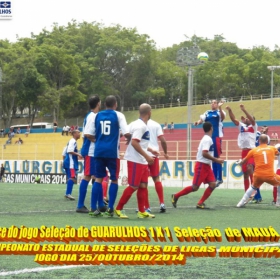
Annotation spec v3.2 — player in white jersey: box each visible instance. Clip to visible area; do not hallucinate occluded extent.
[145,119,169,213]
[171,122,224,209]
[115,104,157,219]
[63,130,82,200]
[76,95,101,213]
[226,104,257,192]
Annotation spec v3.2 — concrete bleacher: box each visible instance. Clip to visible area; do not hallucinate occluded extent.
[0,133,82,160]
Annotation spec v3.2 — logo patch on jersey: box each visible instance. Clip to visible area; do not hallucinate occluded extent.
[142,131,150,140]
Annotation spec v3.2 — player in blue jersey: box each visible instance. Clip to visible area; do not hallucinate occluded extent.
[90,95,130,217]
[195,100,226,187]
[76,95,101,213]
[63,130,82,200]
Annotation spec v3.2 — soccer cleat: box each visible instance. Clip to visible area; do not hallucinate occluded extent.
[76,206,89,213]
[98,205,108,212]
[171,194,178,208]
[215,180,223,188]
[104,208,114,217]
[160,204,166,213]
[196,203,206,209]
[138,211,155,218]
[145,208,151,213]
[272,200,276,205]
[237,199,247,208]
[65,194,75,200]
[89,209,103,217]
[114,209,128,219]
[252,198,262,204]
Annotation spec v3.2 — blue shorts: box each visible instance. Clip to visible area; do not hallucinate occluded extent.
[83,155,95,176]
[94,158,120,180]
[65,168,77,180]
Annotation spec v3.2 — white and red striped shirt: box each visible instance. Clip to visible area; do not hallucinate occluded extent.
[237,122,258,149]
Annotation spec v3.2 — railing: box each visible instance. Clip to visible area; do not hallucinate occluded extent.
[123,93,280,111]
[0,140,243,161]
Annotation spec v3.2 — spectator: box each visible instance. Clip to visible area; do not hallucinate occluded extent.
[0,164,5,182]
[9,131,15,138]
[62,125,66,136]
[163,122,168,130]
[169,122,174,133]
[0,129,4,138]
[16,127,21,134]
[25,126,30,137]
[271,132,279,142]
[75,125,79,131]
[53,121,58,133]
[15,138,23,145]
[69,125,75,135]
[4,128,9,137]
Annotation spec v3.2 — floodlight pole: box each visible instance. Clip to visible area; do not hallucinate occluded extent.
[187,67,193,160]
[176,45,204,160]
[267,66,280,120]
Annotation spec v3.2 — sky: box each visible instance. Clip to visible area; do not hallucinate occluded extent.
[0,0,280,50]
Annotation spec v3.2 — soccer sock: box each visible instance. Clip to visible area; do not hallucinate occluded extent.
[108,183,118,210]
[77,179,89,208]
[249,174,253,185]
[175,186,194,199]
[66,179,74,195]
[97,182,105,208]
[155,181,164,204]
[137,187,146,213]
[102,179,108,199]
[212,162,218,181]
[198,187,214,204]
[273,186,277,202]
[240,186,257,203]
[91,182,102,211]
[244,178,250,192]
[145,188,150,209]
[277,187,280,205]
[254,188,262,200]
[116,186,136,210]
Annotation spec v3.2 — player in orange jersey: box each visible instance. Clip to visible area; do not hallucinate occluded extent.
[236,134,280,207]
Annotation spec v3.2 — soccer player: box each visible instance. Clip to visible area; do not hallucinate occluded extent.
[115,104,157,219]
[171,122,224,209]
[236,134,280,207]
[252,125,270,203]
[76,95,101,213]
[194,100,225,187]
[145,119,169,213]
[63,130,82,200]
[226,104,257,192]
[90,95,130,217]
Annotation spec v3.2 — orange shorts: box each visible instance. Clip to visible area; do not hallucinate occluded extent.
[253,174,280,188]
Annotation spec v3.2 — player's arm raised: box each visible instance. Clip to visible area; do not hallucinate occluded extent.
[240,104,255,126]
[218,101,226,121]
[225,106,239,126]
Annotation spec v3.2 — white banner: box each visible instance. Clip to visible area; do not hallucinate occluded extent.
[1,159,276,189]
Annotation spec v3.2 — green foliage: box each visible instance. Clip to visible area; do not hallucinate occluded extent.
[1,24,280,122]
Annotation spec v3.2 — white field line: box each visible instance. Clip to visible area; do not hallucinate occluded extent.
[0,243,279,276]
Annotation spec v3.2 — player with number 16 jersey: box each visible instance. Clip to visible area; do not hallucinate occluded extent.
[90,95,129,217]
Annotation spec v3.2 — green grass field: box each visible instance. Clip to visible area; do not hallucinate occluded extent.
[0,183,280,279]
